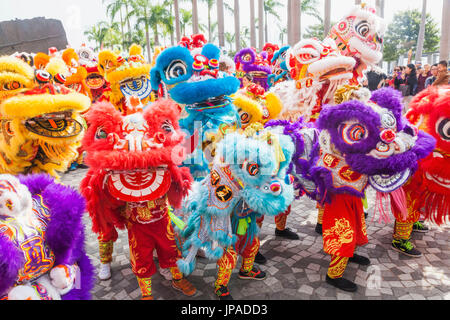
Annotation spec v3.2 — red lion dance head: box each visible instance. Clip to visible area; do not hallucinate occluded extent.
[80,99,193,233]
[406,85,450,225]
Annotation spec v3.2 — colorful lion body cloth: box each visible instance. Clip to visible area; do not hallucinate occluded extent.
[177,127,295,275]
[0,56,91,178]
[405,85,450,225]
[0,174,94,300]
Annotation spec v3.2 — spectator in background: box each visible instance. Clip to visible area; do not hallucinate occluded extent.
[404,64,418,96]
[393,66,405,90]
[425,64,438,88]
[401,64,418,111]
[366,69,387,91]
[416,64,431,93]
[433,60,449,86]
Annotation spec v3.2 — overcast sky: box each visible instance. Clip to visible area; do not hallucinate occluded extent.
[0,0,444,49]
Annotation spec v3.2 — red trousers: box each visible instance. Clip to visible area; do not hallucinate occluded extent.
[126,214,180,278]
[322,193,368,258]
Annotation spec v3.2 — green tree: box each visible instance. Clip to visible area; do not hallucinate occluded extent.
[303,21,336,40]
[180,8,193,36]
[84,21,122,51]
[128,0,171,60]
[383,9,440,62]
[264,0,283,44]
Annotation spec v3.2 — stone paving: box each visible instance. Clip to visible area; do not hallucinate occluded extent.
[61,168,450,300]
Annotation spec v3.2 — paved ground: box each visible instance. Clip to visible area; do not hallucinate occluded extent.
[61,168,450,300]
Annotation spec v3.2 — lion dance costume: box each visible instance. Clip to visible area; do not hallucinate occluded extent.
[178,126,294,299]
[0,55,90,178]
[387,85,450,257]
[80,99,196,300]
[310,87,434,292]
[0,174,94,300]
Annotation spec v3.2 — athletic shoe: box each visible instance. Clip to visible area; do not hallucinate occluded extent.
[159,267,172,281]
[326,275,357,292]
[275,227,299,240]
[98,263,111,280]
[254,251,267,265]
[315,223,323,235]
[349,254,371,266]
[238,266,266,280]
[172,278,197,296]
[391,239,422,257]
[215,285,233,300]
[412,221,429,233]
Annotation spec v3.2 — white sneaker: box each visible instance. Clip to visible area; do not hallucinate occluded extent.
[98,263,111,280]
[159,268,172,281]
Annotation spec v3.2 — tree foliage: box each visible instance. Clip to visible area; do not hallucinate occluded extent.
[383,9,440,62]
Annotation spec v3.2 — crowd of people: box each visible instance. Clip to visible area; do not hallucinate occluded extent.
[365,59,450,106]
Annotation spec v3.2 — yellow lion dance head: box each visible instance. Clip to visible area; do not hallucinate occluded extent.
[0,55,90,178]
[98,44,153,114]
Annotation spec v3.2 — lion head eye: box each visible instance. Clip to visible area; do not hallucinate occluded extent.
[161,120,174,133]
[436,117,450,141]
[95,127,108,140]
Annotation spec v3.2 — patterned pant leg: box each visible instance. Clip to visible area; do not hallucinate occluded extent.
[275,205,291,231]
[393,221,414,240]
[136,276,152,298]
[215,245,238,288]
[97,224,118,264]
[240,236,260,273]
[392,185,420,240]
[317,204,324,225]
[170,266,183,280]
[327,255,349,279]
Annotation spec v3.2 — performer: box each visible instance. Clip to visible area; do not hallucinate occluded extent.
[177,125,295,299]
[390,85,449,257]
[81,99,196,299]
[311,87,434,291]
[0,55,90,178]
[0,174,94,300]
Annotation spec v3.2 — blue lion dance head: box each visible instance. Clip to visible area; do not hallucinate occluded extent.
[150,43,242,180]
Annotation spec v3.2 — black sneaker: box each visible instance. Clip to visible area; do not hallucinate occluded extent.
[77,163,89,169]
[349,254,371,266]
[326,275,357,292]
[275,227,299,240]
[215,285,233,300]
[315,223,323,235]
[238,266,266,280]
[254,251,267,265]
[364,212,369,220]
[412,221,429,233]
[391,239,422,257]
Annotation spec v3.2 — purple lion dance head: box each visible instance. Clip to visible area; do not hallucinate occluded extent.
[311,87,435,202]
[235,47,272,91]
[0,174,94,300]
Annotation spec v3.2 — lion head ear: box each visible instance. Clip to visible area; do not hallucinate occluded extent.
[97,50,118,77]
[34,52,50,70]
[62,48,79,67]
[129,44,144,59]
